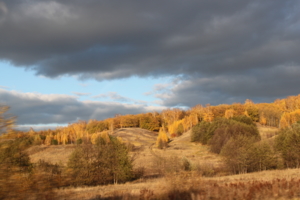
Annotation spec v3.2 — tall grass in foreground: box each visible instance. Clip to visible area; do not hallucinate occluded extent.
[56,171,300,200]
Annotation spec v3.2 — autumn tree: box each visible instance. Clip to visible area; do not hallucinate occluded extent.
[0,105,15,135]
[120,114,139,128]
[191,120,212,144]
[191,116,260,154]
[67,136,132,186]
[224,109,235,119]
[221,136,277,174]
[209,117,260,154]
[279,112,291,129]
[156,127,169,149]
[220,136,255,174]
[276,123,300,168]
[259,112,267,126]
[203,105,214,122]
[86,119,108,134]
[161,108,185,127]
[168,119,184,137]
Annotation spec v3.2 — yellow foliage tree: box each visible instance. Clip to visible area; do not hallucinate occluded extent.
[289,109,300,125]
[91,132,100,145]
[260,112,267,126]
[224,109,235,119]
[45,135,53,145]
[0,105,15,135]
[203,110,214,122]
[33,134,42,145]
[72,120,87,141]
[101,131,111,143]
[168,119,185,137]
[279,112,291,129]
[156,128,169,149]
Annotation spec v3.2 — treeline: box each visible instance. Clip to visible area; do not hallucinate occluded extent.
[3,94,300,145]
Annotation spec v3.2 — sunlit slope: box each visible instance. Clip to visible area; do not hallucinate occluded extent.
[112,128,157,147]
[25,145,76,165]
[25,124,278,168]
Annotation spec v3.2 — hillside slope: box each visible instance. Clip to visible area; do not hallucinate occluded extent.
[25,124,278,169]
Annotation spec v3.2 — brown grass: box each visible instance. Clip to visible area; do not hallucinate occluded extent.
[54,168,300,199]
[24,128,225,179]
[26,145,76,165]
[257,123,279,140]
[23,126,300,200]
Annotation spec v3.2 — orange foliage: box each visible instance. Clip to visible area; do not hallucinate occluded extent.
[224,109,236,119]
[259,112,267,126]
[203,105,214,122]
[156,127,169,148]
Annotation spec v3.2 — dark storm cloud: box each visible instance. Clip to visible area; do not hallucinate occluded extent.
[0,89,164,125]
[1,0,300,105]
[157,64,300,107]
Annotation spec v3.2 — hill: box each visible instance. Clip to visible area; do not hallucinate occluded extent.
[25,124,278,171]
[25,127,224,176]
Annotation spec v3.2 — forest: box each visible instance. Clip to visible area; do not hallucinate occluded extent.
[1,94,300,199]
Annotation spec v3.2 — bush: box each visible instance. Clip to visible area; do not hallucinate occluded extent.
[76,138,82,144]
[181,157,192,171]
[191,121,212,144]
[275,123,300,168]
[209,119,260,154]
[177,123,184,136]
[232,115,256,126]
[221,137,279,174]
[51,139,58,145]
[67,136,133,186]
[191,117,260,154]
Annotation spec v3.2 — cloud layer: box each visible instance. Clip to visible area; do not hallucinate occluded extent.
[1,0,300,106]
[0,89,165,125]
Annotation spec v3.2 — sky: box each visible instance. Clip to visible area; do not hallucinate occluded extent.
[1,0,300,130]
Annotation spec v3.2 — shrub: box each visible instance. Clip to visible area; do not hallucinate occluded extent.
[51,139,58,145]
[221,137,279,174]
[176,123,184,136]
[67,136,133,186]
[191,121,212,144]
[209,120,260,154]
[181,157,192,171]
[191,117,257,146]
[232,115,256,126]
[275,123,300,168]
[76,138,82,144]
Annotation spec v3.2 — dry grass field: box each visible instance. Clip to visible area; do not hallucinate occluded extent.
[256,123,279,140]
[55,168,300,199]
[25,144,76,166]
[25,128,223,173]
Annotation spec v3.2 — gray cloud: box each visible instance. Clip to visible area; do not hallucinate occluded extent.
[157,64,300,107]
[72,92,91,96]
[93,92,148,105]
[0,85,9,89]
[93,92,130,102]
[0,1,7,24]
[0,89,165,125]
[1,0,300,106]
